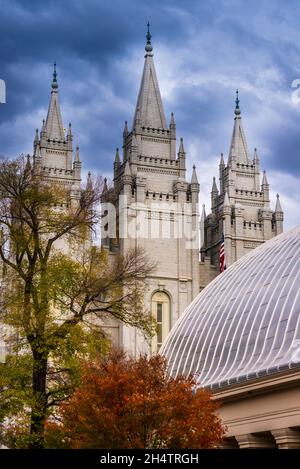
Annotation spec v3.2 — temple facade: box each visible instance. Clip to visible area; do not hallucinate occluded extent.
[28,27,284,356]
[100,27,284,355]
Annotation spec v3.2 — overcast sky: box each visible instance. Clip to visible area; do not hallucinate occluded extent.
[0,0,300,228]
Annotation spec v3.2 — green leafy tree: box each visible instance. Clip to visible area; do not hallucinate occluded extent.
[0,156,155,448]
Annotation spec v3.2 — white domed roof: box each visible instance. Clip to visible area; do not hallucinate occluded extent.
[161,226,300,389]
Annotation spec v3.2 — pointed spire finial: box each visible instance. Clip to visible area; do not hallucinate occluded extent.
[200,204,206,222]
[212,176,218,193]
[220,152,225,166]
[235,89,241,116]
[145,22,153,53]
[102,177,108,195]
[170,112,175,127]
[262,169,269,186]
[52,62,58,90]
[41,119,46,137]
[74,145,80,163]
[25,153,31,172]
[34,128,39,143]
[123,120,128,138]
[178,137,185,154]
[275,193,283,212]
[228,88,250,164]
[114,147,120,165]
[44,63,65,140]
[67,122,72,139]
[132,21,166,129]
[191,165,198,184]
[86,171,92,190]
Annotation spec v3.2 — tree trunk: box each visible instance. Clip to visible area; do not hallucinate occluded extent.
[29,352,48,449]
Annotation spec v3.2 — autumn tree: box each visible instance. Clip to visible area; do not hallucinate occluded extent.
[45,350,225,449]
[0,156,155,448]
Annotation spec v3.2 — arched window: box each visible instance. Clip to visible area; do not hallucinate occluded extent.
[151,291,171,353]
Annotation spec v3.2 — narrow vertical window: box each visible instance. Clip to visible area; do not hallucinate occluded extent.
[151,292,171,353]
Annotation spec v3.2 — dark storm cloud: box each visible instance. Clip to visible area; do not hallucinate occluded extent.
[0,0,190,166]
[0,0,300,226]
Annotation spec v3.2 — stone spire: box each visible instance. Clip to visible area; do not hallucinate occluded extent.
[44,63,65,140]
[170,112,175,126]
[275,193,283,212]
[261,170,270,204]
[40,119,46,138]
[34,128,39,144]
[191,165,198,184]
[273,193,284,235]
[262,170,268,186]
[86,171,92,191]
[67,122,73,140]
[102,177,108,196]
[228,89,250,164]
[177,137,186,177]
[170,112,176,138]
[73,145,81,180]
[123,120,128,139]
[132,23,167,129]
[201,203,206,222]
[74,145,80,163]
[211,176,219,210]
[219,153,225,194]
[114,147,120,165]
[66,123,73,152]
[25,153,31,172]
[211,176,218,194]
[178,137,185,154]
[113,147,120,180]
[253,147,259,164]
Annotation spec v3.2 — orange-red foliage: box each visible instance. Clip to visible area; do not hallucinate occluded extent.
[46,351,225,449]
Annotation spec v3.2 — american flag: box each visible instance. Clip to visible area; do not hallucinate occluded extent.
[219,232,226,273]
